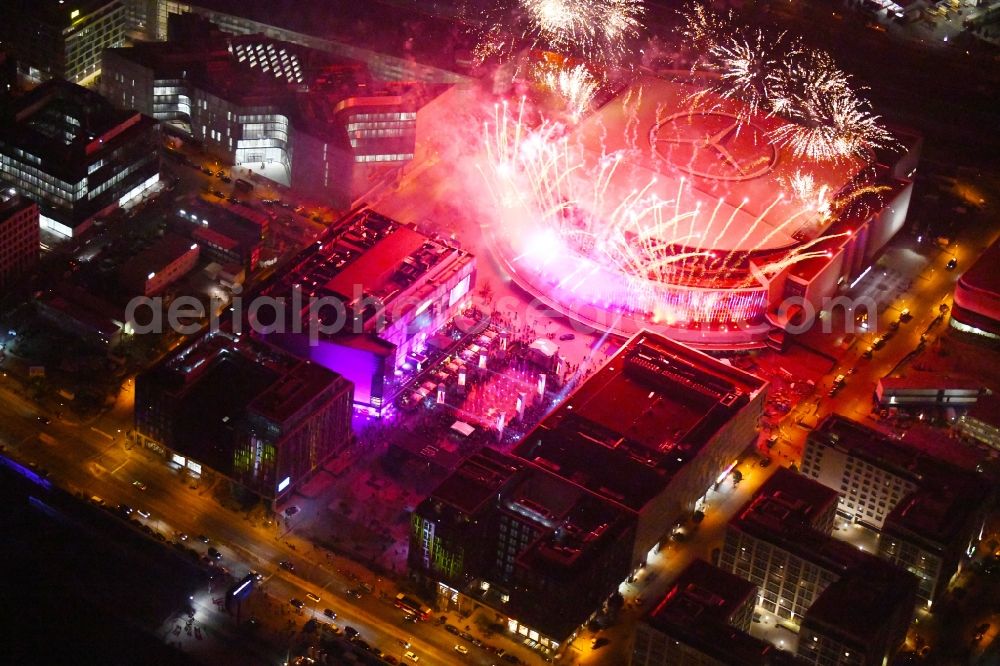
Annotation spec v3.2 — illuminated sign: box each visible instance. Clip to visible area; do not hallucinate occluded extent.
[70,9,80,19]
[277,476,291,492]
[171,454,186,466]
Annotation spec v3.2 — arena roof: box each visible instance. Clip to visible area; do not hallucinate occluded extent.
[572,75,869,253]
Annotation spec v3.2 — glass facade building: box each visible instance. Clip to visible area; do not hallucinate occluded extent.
[5,0,125,84]
[0,80,160,237]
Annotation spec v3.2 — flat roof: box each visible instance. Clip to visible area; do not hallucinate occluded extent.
[180,0,474,73]
[248,359,347,424]
[120,234,198,285]
[645,561,807,666]
[325,225,427,299]
[267,206,473,331]
[514,331,766,510]
[143,332,345,467]
[804,562,917,645]
[420,448,522,520]
[810,415,988,500]
[647,559,756,628]
[884,479,991,550]
[731,469,865,574]
[0,80,156,181]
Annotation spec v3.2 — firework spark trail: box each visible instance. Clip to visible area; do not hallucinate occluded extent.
[475,0,646,67]
[679,3,894,161]
[536,62,599,120]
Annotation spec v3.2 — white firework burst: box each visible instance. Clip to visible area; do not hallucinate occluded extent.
[536,62,600,120]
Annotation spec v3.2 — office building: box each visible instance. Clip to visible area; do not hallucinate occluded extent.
[125,0,470,83]
[37,283,126,347]
[801,415,991,604]
[633,559,808,666]
[0,80,160,238]
[956,393,1000,450]
[798,564,917,666]
[174,198,265,272]
[0,192,39,291]
[879,480,990,606]
[103,16,434,203]
[513,331,768,568]
[5,0,125,84]
[119,233,199,296]
[411,449,635,660]
[720,468,875,621]
[875,372,983,410]
[135,331,353,502]
[262,206,476,412]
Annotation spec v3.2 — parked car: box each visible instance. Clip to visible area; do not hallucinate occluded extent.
[290,598,304,610]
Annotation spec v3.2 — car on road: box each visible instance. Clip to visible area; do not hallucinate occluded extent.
[278,560,294,571]
[175,532,189,541]
[117,504,133,516]
[323,608,337,619]
[900,307,911,321]
[220,176,232,183]
[207,547,222,560]
[592,637,610,649]
[306,592,321,603]
[345,587,363,599]
[290,598,305,610]
[558,332,575,341]
[947,258,958,270]
[403,651,419,662]
[211,189,225,198]
[445,624,460,635]
[36,415,51,425]
[136,509,151,519]
[759,458,772,468]
[862,346,874,359]
[215,170,226,178]
[344,626,359,639]
[196,535,210,543]
[284,505,300,516]
[454,645,469,655]
[132,480,147,491]
[201,167,214,175]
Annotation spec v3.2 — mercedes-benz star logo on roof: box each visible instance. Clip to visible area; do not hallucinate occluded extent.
[649,112,778,182]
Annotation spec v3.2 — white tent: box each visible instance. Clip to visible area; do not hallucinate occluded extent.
[529,338,558,357]
[451,420,475,437]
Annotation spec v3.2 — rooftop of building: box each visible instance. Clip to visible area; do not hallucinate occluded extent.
[965,392,1000,428]
[0,190,36,221]
[809,414,989,500]
[648,559,756,628]
[419,448,523,522]
[119,233,198,288]
[10,0,120,28]
[878,371,983,392]
[140,331,347,468]
[39,282,124,338]
[107,22,372,111]
[731,468,872,575]
[505,470,632,574]
[803,560,918,646]
[176,199,264,251]
[266,206,473,331]
[513,331,767,511]
[248,355,349,425]
[170,0,473,73]
[644,561,808,666]
[0,80,156,176]
[884,477,991,550]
